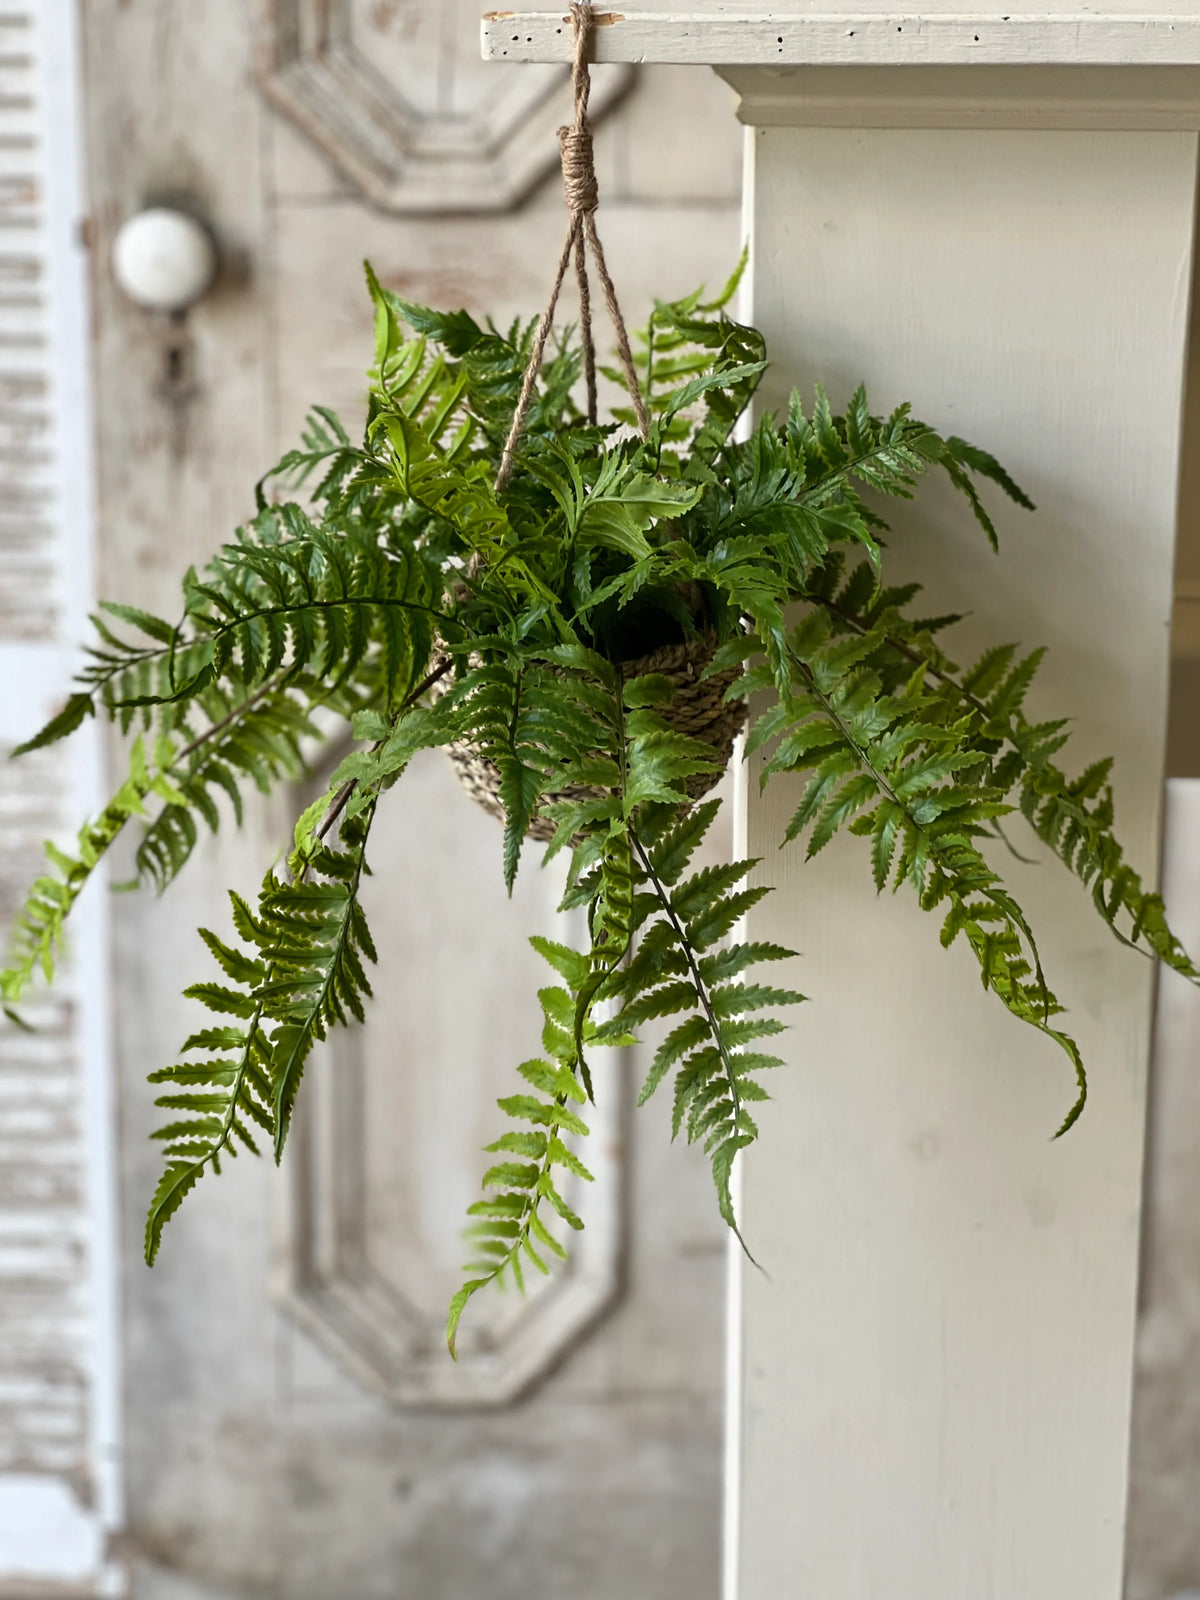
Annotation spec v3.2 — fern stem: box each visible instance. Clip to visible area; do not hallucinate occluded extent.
[271,797,378,1155]
[315,654,453,844]
[197,593,451,631]
[175,672,287,761]
[788,651,909,816]
[628,824,743,1129]
[803,592,994,722]
[799,595,1168,969]
[717,430,934,540]
[90,596,455,704]
[315,785,356,846]
[787,647,1052,1017]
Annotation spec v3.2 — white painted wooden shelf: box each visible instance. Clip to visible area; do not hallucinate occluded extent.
[482,10,1200,67]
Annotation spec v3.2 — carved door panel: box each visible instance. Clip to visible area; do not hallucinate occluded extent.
[280,748,623,1408]
[77,2,745,1595]
[259,0,631,211]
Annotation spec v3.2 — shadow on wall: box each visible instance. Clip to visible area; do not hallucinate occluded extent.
[1166,656,1200,776]
[1126,175,1200,1600]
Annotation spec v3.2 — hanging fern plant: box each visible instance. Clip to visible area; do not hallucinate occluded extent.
[5,4,1198,1357]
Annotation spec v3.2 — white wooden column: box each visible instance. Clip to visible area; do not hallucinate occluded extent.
[728,100,1195,1600]
[484,13,1200,1598]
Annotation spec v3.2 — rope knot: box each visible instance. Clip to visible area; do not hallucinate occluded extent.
[492,0,649,492]
[558,123,598,215]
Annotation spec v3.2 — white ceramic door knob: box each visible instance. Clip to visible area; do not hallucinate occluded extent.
[112,207,217,312]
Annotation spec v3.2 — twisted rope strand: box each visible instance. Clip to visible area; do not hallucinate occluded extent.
[585,210,651,440]
[574,226,598,425]
[493,217,580,493]
[493,0,648,493]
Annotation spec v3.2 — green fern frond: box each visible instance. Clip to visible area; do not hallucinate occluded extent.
[143,805,379,1263]
[618,808,803,1235]
[447,939,610,1358]
[751,611,1088,1126]
[2,736,171,1012]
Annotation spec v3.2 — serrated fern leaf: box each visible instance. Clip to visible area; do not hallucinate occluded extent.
[448,942,607,1358]
[143,808,379,1261]
[754,618,1089,1126]
[1,738,164,1011]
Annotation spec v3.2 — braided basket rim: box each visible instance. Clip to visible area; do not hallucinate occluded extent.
[439,630,746,840]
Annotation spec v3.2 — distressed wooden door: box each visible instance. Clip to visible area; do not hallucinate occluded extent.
[69,3,744,1595]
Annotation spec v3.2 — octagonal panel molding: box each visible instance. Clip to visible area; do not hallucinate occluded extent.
[259,0,634,213]
[274,746,625,1406]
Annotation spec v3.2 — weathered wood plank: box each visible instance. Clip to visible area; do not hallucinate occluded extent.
[481,11,1200,67]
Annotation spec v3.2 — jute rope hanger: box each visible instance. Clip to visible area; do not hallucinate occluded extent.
[447,4,747,835]
[493,0,651,493]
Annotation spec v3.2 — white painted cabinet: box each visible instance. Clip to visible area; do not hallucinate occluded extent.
[735,116,1193,1600]
[486,15,1200,1600]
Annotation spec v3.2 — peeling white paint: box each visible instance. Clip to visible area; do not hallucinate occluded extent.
[0,1474,105,1583]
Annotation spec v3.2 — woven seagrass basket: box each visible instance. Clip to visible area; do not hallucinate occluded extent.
[443,631,747,842]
